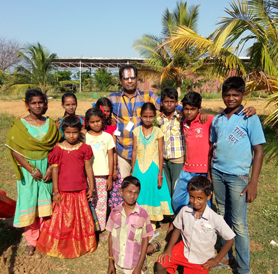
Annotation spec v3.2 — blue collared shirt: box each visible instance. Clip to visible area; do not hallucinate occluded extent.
[210,105,266,175]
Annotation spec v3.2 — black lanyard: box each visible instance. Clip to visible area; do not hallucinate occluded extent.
[122,95,135,120]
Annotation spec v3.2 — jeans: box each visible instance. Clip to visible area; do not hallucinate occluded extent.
[172,170,211,214]
[211,168,250,274]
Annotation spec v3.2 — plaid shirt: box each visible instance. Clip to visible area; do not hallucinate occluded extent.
[156,111,185,160]
[106,202,154,269]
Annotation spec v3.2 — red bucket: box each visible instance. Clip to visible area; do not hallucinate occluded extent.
[0,191,16,218]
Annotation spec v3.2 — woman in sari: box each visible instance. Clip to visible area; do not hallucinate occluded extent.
[5,89,61,256]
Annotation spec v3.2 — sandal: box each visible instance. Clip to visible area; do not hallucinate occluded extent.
[24,245,35,256]
[147,241,161,256]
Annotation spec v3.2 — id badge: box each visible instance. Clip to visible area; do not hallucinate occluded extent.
[125,121,134,132]
[114,129,121,136]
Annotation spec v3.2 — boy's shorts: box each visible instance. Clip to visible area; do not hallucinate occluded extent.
[157,241,208,274]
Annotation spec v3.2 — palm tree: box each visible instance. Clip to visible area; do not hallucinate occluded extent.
[163,0,278,96]
[133,1,201,96]
[15,43,57,94]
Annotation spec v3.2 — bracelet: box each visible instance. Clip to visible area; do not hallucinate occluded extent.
[108,174,113,177]
[31,169,38,176]
[52,192,59,196]
[158,174,163,178]
[108,256,114,260]
[114,164,117,166]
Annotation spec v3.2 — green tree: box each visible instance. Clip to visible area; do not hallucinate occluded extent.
[11,43,58,94]
[56,70,72,81]
[133,1,202,96]
[94,68,114,92]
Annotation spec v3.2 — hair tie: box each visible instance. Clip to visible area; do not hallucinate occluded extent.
[99,105,110,118]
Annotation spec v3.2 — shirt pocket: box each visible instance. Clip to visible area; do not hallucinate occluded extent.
[171,125,180,136]
[112,223,121,238]
[198,227,215,242]
[128,224,143,243]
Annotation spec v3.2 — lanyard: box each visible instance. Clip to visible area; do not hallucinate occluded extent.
[122,94,135,120]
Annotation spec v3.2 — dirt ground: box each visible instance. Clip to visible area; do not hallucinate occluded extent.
[0,98,274,119]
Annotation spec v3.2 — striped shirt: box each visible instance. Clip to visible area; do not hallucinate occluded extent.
[108,90,183,159]
[157,111,185,160]
[106,202,154,269]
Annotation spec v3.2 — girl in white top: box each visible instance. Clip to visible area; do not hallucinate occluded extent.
[85,107,115,233]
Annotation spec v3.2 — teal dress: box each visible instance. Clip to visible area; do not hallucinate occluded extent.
[132,126,173,221]
[13,118,53,228]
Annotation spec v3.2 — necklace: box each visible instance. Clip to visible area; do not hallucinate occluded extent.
[142,127,153,140]
[63,141,80,153]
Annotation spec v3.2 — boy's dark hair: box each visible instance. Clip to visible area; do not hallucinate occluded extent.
[85,107,107,131]
[181,91,202,108]
[187,175,212,196]
[121,176,141,190]
[25,89,44,105]
[61,92,77,104]
[222,76,245,94]
[141,102,156,116]
[62,116,82,132]
[119,64,138,79]
[95,97,113,125]
[161,87,178,101]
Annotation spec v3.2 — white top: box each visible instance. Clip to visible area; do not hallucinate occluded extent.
[173,204,235,264]
[85,131,115,176]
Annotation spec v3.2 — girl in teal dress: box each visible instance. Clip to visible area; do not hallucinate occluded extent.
[131,102,173,229]
[5,90,61,256]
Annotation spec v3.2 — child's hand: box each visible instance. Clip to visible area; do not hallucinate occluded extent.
[31,169,43,181]
[243,106,256,117]
[158,177,162,188]
[87,189,93,200]
[132,266,142,274]
[199,112,209,124]
[43,166,52,182]
[202,257,219,270]
[107,260,116,274]
[55,119,61,129]
[241,181,257,203]
[113,168,118,180]
[158,249,172,264]
[106,177,113,191]
[53,193,61,205]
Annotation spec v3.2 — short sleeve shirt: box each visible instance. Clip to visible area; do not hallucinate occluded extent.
[210,106,266,175]
[106,202,154,269]
[48,142,93,191]
[173,204,235,265]
[85,131,115,176]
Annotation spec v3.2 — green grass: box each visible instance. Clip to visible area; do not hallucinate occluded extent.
[0,113,278,273]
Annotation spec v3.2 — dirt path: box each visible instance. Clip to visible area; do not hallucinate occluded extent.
[0,98,273,119]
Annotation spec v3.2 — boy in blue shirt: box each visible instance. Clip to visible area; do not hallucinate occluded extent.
[208,76,266,274]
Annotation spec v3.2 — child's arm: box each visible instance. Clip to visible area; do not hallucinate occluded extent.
[107,232,116,274]
[112,133,118,180]
[202,238,234,270]
[11,150,43,181]
[133,237,148,274]
[207,142,213,182]
[85,160,94,200]
[158,228,181,264]
[107,148,113,191]
[241,144,264,202]
[131,135,137,173]
[158,136,164,188]
[52,166,61,205]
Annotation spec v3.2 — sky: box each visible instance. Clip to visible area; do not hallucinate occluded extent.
[1,0,238,58]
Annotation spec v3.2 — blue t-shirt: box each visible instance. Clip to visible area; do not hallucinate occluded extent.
[210,106,266,175]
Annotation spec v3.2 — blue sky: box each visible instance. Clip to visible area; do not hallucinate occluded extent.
[1,0,236,58]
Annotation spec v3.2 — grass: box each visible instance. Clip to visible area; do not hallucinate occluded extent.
[0,113,278,273]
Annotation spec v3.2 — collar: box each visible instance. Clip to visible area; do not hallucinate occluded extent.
[114,202,140,216]
[221,105,244,116]
[185,204,210,220]
[163,110,180,119]
[121,90,140,99]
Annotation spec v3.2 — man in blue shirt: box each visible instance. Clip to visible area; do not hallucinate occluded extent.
[208,77,266,274]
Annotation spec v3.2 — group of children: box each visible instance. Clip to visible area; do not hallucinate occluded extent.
[6,75,265,274]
